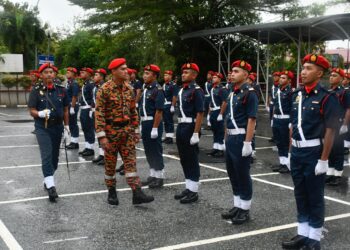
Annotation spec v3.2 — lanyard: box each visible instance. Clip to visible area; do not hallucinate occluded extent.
[229,93,240,131]
[297,91,306,141]
[178,88,187,119]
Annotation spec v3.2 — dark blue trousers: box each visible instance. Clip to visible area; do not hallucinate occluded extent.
[209,110,225,147]
[272,118,290,158]
[80,109,95,144]
[141,120,164,171]
[204,96,211,114]
[69,104,79,138]
[225,134,252,201]
[329,133,344,172]
[163,105,174,134]
[35,124,63,177]
[291,145,325,228]
[176,123,200,182]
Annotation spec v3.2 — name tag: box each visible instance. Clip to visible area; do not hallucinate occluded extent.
[312,101,319,104]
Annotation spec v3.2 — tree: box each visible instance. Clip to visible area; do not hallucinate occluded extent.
[0,0,47,71]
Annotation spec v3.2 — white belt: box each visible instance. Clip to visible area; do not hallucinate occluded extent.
[80,105,91,109]
[227,128,246,135]
[164,101,171,105]
[211,107,221,111]
[178,117,195,123]
[273,114,290,119]
[205,94,210,97]
[141,117,154,121]
[292,139,321,148]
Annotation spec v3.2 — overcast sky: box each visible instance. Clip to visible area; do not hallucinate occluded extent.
[8,0,350,49]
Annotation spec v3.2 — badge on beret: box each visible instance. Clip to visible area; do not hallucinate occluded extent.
[310,55,317,62]
[186,63,191,68]
[145,65,151,70]
[240,61,246,67]
[285,71,288,74]
[336,68,339,72]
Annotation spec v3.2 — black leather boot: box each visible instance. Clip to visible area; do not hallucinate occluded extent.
[107,187,119,205]
[47,187,58,202]
[174,189,190,200]
[231,209,250,225]
[282,235,308,249]
[149,178,164,189]
[141,176,156,186]
[221,207,240,220]
[180,191,198,204]
[132,188,154,205]
[66,142,79,149]
[92,155,104,163]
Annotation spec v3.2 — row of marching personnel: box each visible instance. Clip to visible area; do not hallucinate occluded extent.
[27,54,347,250]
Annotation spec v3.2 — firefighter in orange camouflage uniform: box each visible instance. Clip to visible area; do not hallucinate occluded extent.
[95,58,154,206]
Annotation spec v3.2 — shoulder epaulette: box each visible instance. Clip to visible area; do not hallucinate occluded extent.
[248,87,255,91]
[195,85,201,89]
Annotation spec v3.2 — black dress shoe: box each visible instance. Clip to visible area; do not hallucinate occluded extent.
[272,164,282,172]
[279,165,290,174]
[107,187,119,205]
[344,148,349,155]
[66,142,79,150]
[221,207,240,220]
[325,175,334,184]
[82,149,94,157]
[174,189,190,200]
[97,159,105,166]
[31,130,36,134]
[268,137,275,143]
[282,235,308,249]
[207,149,218,156]
[300,239,320,250]
[92,155,104,163]
[132,188,154,205]
[47,187,58,202]
[162,137,173,144]
[79,148,88,155]
[180,191,198,204]
[212,150,224,158]
[328,176,342,186]
[141,176,156,186]
[231,209,250,224]
[149,178,164,189]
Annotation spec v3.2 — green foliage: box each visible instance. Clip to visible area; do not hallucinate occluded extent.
[1,76,17,89]
[18,75,31,90]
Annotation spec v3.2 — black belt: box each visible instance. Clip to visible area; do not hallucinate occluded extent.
[108,121,130,128]
[37,117,63,127]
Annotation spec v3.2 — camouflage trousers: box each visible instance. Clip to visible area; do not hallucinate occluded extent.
[104,126,141,190]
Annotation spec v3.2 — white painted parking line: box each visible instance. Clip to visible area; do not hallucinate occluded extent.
[0,156,147,170]
[0,177,229,205]
[0,219,23,250]
[255,135,272,140]
[43,236,88,244]
[152,212,350,250]
[0,134,33,138]
[252,177,350,207]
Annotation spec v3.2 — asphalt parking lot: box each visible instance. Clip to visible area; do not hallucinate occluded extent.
[0,107,349,250]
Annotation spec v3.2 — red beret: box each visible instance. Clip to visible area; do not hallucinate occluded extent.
[331,68,345,77]
[38,63,55,73]
[95,68,107,75]
[164,70,173,75]
[127,68,133,75]
[81,67,94,75]
[273,71,281,76]
[248,73,256,81]
[303,54,330,70]
[144,64,161,73]
[231,60,252,72]
[280,70,294,79]
[66,67,77,74]
[108,58,126,70]
[181,63,200,73]
[208,70,215,75]
[29,70,40,78]
[345,73,350,79]
[212,72,223,79]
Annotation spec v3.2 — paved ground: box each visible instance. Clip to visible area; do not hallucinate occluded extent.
[0,107,349,250]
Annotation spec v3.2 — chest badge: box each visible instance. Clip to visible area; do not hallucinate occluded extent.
[40,90,44,96]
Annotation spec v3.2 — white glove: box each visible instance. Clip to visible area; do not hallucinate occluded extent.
[315,159,329,176]
[207,114,211,126]
[340,125,348,135]
[242,141,253,157]
[69,107,75,115]
[89,110,93,118]
[151,128,158,139]
[217,114,223,121]
[190,133,200,145]
[64,126,70,141]
[136,103,139,108]
[170,106,175,113]
[38,109,51,119]
[266,106,270,112]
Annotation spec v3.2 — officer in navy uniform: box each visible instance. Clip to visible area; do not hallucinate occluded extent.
[79,67,96,157]
[267,71,281,142]
[342,73,350,155]
[326,68,350,186]
[65,67,80,150]
[207,72,229,158]
[271,70,294,173]
[282,54,341,250]
[174,63,204,204]
[221,60,258,224]
[128,68,143,105]
[204,71,214,129]
[92,68,107,165]
[28,63,70,202]
[225,71,234,93]
[139,64,166,188]
[162,70,178,144]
